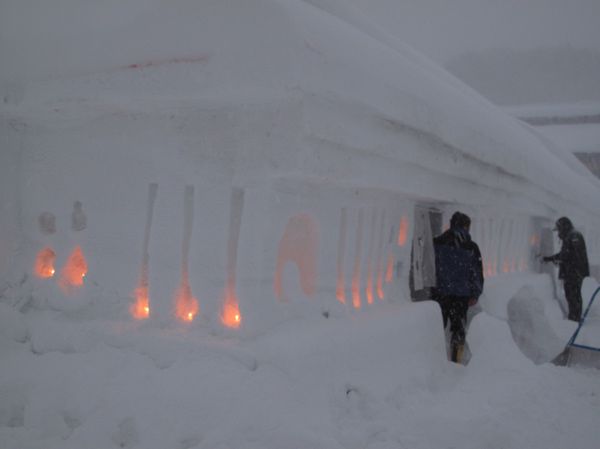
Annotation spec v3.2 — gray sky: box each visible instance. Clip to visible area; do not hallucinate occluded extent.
[347,0,600,63]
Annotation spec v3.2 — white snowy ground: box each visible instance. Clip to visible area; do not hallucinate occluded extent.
[1,274,599,449]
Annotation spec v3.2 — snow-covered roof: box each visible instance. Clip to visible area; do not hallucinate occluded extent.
[3,0,600,215]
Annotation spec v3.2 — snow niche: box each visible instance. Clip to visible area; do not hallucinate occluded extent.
[274,212,319,304]
[34,247,57,280]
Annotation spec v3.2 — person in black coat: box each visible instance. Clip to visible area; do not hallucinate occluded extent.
[433,211,484,362]
[543,217,589,322]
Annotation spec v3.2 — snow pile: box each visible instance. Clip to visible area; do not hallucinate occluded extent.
[507,286,574,364]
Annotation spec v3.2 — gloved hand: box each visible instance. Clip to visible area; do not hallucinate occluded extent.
[542,256,552,263]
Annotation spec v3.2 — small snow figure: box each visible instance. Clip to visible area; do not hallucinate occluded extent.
[432,211,484,363]
[542,217,589,322]
[38,212,56,235]
[71,200,87,231]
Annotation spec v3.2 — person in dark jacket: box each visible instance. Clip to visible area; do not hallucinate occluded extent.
[433,211,484,362]
[542,217,589,322]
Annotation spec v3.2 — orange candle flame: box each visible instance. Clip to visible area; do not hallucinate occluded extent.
[35,247,56,278]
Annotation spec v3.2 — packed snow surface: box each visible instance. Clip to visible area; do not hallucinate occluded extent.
[1,274,600,449]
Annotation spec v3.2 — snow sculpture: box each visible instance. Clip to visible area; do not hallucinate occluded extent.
[71,201,87,232]
[38,212,56,235]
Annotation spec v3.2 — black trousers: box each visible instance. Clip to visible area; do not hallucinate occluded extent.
[435,295,469,344]
[563,277,583,322]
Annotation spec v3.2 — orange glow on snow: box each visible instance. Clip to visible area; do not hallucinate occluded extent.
[484,262,493,278]
[131,284,150,319]
[221,286,242,328]
[397,216,409,247]
[175,275,199,322]
[375,212,386,301]
[376,257,385,300]
[222,304,241,328]
[336,209,347,304]
[351,210,364,310]
[35,247,56,278]
[131,258,151,320]
[336,284,346,304]
[365,268,374,305]
[336,283,346,304]
[351,273,361,309]
[59,246,87,292]
[274,214,319,302]
[529,233,540,247]
[364,211,378,306]
[385,252,394,283]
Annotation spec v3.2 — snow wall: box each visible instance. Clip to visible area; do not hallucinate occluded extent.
[2,0,600,333]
